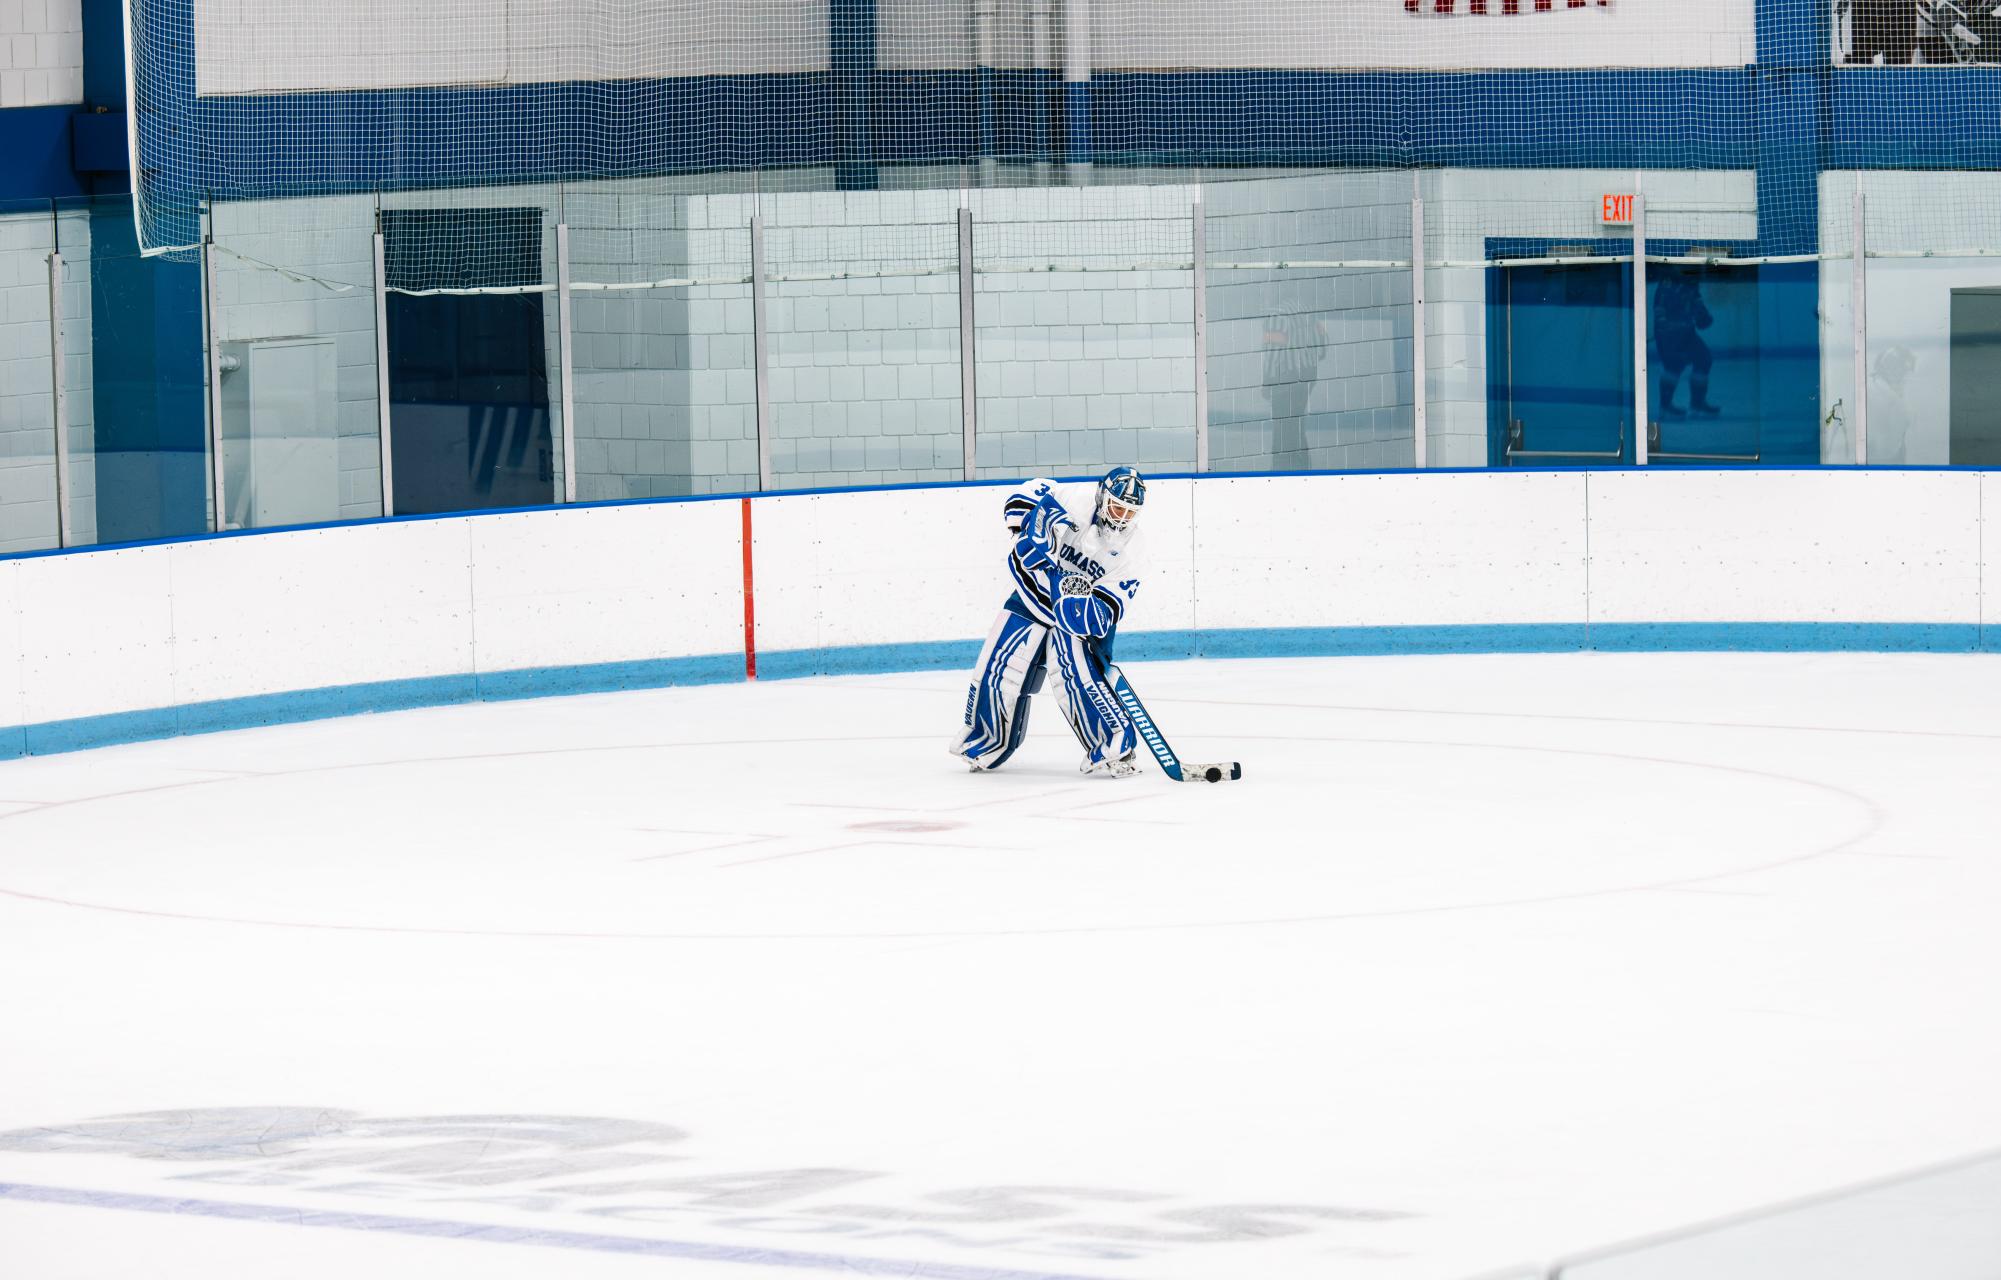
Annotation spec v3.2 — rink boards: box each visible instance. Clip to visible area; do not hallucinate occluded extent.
[2,468,1998,756]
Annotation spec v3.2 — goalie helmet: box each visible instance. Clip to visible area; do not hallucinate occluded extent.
[1095,466,1146,533]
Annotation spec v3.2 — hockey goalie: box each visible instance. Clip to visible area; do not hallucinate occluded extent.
[948,467,1147,778]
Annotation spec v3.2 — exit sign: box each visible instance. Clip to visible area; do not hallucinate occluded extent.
[1601,193,1636,226]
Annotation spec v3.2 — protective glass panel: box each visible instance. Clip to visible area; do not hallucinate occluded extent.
[56,195,209,547]
[1643,261,1815,468]
[566,180,756,500]
[970,181,1197,480]
[1827,171,2001,467]
[764,185,963,488]
[1208,171,1416,472]
[0,201,60,555]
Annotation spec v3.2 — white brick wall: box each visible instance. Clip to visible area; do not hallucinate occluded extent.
[0,0,85,108]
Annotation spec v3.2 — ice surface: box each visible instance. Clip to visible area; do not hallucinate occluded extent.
[2,653,2000,1279]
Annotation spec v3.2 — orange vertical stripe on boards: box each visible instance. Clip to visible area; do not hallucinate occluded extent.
[741,498,757,680]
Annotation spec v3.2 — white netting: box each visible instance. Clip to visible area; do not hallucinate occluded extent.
[104,0,2001,492]
[121,0,1899,284]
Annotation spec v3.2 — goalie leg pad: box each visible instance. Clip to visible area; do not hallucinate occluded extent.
[1049,628,1136,768]
[949,606,1050,771]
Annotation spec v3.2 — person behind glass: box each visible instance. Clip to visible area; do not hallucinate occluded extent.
[1261,282,1330,469]
[1654,268,1719,420]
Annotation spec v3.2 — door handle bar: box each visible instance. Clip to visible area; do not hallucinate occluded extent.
[1504,419,1625,464]
[1648,422,1760,464]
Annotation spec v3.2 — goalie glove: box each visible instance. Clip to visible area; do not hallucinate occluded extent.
[1013,498,1075,575]
[1054,572,1117,638]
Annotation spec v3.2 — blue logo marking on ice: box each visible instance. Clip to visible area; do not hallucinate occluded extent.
[0,1108,1414,1266]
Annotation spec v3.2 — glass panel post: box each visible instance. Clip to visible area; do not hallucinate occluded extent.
[52,201,95,549]
[555,222,577,502]
[959,204,977,480]
[1633,193,1649,467]
[201,235,227,529]
[1852,189,1868,465]
[1411,190,1426,470]
[46,249,71,547]
[372,228,395,517]
[751,212,772,491]
[1192,199,1208,473]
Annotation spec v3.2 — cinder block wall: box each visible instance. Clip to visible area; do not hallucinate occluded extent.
[0,0,83,109]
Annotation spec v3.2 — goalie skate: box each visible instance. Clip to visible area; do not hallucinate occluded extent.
[1081,748,1141,778]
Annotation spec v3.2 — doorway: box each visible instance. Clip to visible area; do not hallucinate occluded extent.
[383,208,554,515]
[1488,262,1634,466]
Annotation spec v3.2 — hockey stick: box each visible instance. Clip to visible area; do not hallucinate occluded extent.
[1108,666,1243,784]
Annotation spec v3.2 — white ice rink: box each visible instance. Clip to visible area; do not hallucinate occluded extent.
[3,652,2001,1279]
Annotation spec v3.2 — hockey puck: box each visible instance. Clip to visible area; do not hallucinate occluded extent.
[1202,766,1224,783]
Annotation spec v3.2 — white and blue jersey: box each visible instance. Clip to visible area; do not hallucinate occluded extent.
[1001,478,1143,639]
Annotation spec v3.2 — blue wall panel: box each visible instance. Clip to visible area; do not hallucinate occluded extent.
[0,107,87,200]
[142,69,1764,210]
[1089,70,1757,170]
[831,0,877,189]
[1828,69,2001,167]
